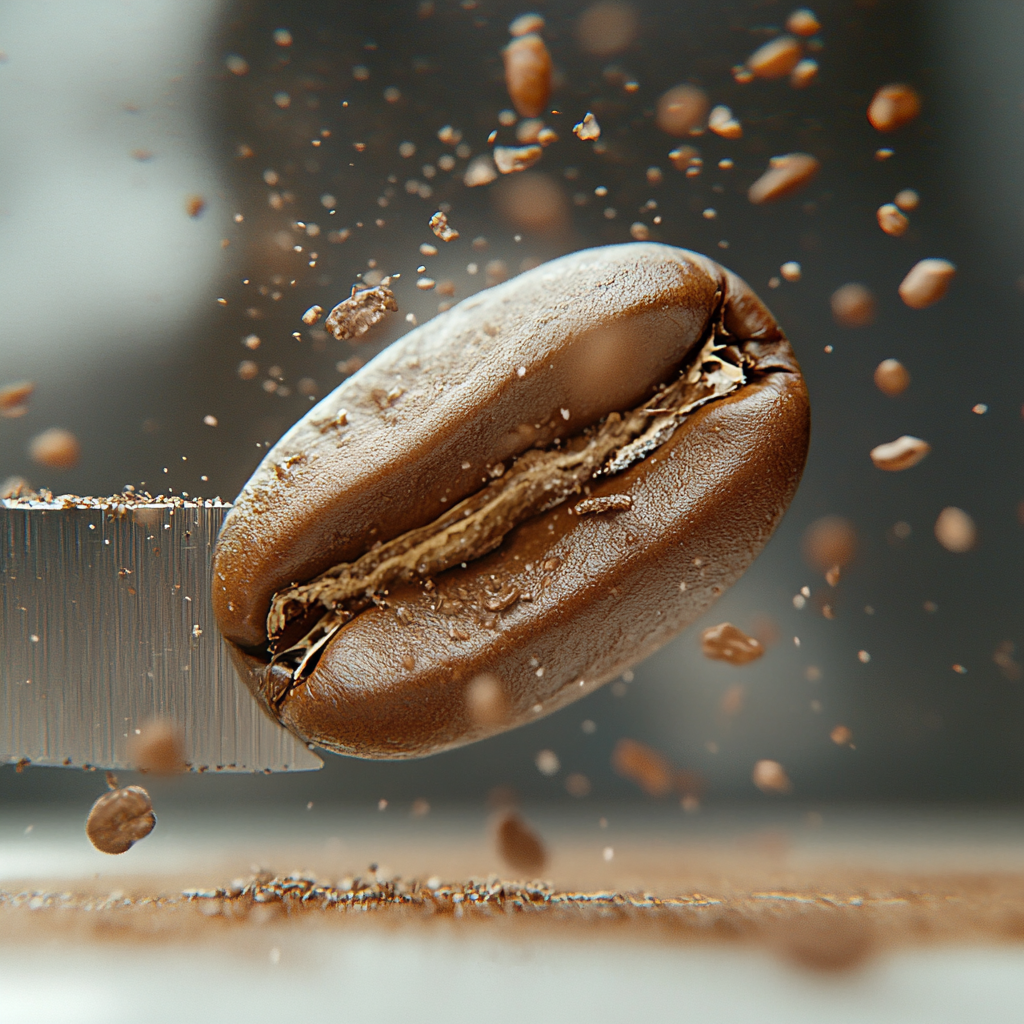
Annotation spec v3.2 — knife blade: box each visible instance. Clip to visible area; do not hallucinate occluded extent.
[1,498,322,773]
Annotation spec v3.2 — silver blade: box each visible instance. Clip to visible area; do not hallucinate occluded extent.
[1,500,322,773]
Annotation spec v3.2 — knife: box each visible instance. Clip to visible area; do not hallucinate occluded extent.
[1,497,322,773]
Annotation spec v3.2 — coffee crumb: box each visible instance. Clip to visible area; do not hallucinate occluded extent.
[324,279,397,342]
[573,494,631,515]
[429,210,459,242]
[700,622,765,665]
[572,112,601,141]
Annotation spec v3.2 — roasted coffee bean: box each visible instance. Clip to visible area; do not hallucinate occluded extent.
[898,258,956,309]
[746,36,803,80]
[870,435,930,472]
[213,243,809,759]
[868,83,921,132]
[85,785,156,854]
[748,153,820,204]
[873,358,910,397]
[503,34,552,119]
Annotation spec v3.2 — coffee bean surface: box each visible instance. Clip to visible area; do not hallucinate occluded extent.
[213,243,809,759]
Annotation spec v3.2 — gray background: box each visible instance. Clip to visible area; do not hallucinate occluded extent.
[1,0,1021,811]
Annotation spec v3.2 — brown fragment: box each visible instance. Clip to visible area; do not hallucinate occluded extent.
[747,36,803,79]
[130,720,186,775]
[493,172,568,233]
[509,13,545,38]
[868,84,921,132]
[898,259,956,309]
[748,153,820,204]
[667,145,700,171]
[993,641,1023,682]
[830,724,853,746]
[708,105,742,139]
[495,810,546,875]
[894,189,920,211]
[0,380,34,418]
[85,785,156,855]
[516,119,544,143]
[324,279,398,342]
[752,759,791,794]
[830,283,875,328]
[700,622,765,666]
[790,59,818,89]
[572,112,601,141]
[786,9,821,36]
[873,359,910,397]
[465,673,509,727]
[185,194,205,218]
[655,84,709,137]
[775,912,875,973]
[576,2,638,56]
[720,683,745,717]
[429,210,460,242]
[934,507,976,553]
[565,772,592,797]
[493,144,543,174]
[870,435,930,472]
[573,494,631,515]
[29,427,81,471]
[503,34,552,119]
[803,516,856,572]
[877,203,909,237]
[301,305,323,326]
[464,154,498,187]
[485,259,509,286]
[612,738,673,797]
[0,476,32,499]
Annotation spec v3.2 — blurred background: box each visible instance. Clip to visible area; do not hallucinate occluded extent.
[1,0,1022,815]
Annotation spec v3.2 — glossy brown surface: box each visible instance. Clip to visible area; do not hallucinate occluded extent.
[213,243,810,759]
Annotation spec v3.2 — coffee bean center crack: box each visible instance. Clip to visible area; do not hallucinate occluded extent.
[265,334,745,687]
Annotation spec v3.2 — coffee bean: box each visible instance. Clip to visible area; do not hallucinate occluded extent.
[29,427,81,471]
[873,358,910,396]
[786,9,822,37]
[898,258,956,309]
[655,84,709,137]
[935,507,976,553]
[213,243,809,758]
[868,83,921,132]
[877,203,909,236]
[85,785,156,855]
[870,435,931,472]
[830,282,876,327]
[746,36,803,80]
[503,34,551,119]
[748,153,820,204]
